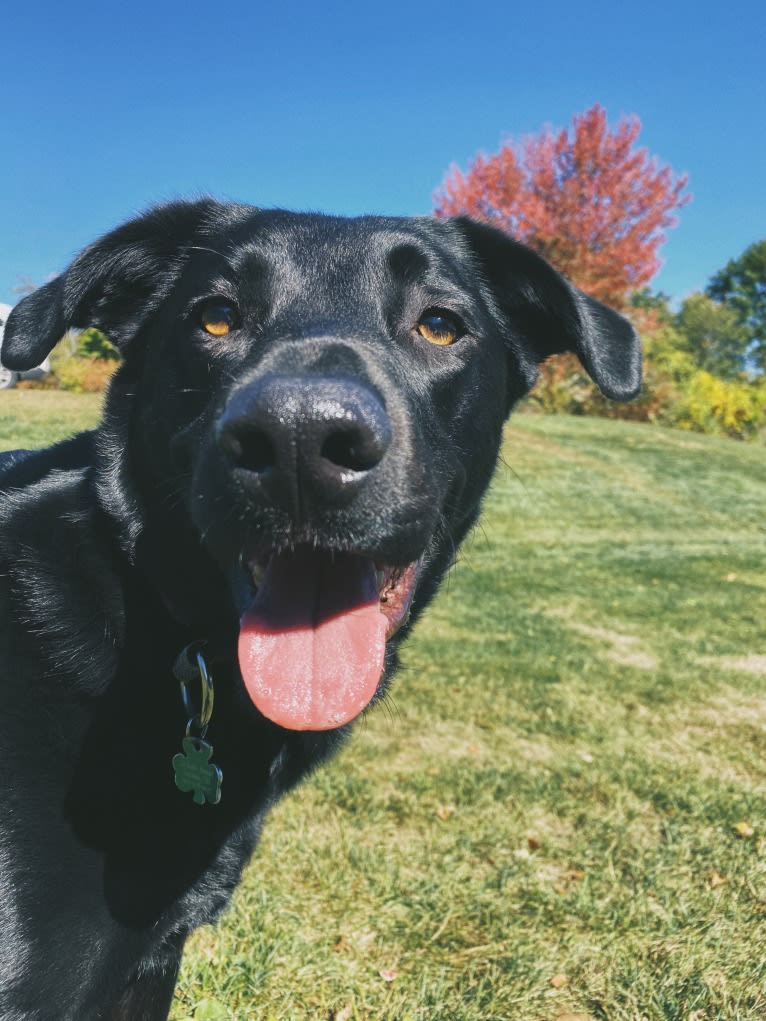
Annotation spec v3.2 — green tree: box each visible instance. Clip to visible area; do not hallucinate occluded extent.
[707,239,766,371]
[630,288,675,327]
[675,293,749,380]
[76,327,119,360]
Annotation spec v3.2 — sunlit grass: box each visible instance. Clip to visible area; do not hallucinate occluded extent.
[0,389,102,448]
[5,395,765,1020]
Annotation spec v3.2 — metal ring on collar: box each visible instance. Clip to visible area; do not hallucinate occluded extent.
[177,648,215,730]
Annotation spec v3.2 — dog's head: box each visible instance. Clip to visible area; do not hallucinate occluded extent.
[2,200,640,731]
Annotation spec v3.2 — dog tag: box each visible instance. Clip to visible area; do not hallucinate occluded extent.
[172,736,223,805]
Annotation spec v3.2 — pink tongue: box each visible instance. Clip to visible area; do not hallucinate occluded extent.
[238,548,387,731]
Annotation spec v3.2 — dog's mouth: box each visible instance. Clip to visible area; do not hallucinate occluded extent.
[237,546,419,732]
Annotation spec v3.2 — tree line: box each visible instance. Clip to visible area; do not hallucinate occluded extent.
[433,105,765,439]
[10,109,765,439]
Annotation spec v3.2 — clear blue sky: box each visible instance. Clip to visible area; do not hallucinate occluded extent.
[2,0,764,307]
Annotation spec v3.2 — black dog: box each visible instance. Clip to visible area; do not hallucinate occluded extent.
[0,201,640,1019]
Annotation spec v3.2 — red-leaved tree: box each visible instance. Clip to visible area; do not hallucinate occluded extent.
[434,104,689,311]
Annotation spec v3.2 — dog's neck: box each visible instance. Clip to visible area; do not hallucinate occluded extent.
[93,413,238,649]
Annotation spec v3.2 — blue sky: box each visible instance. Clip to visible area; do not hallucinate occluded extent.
[2,0,764,307]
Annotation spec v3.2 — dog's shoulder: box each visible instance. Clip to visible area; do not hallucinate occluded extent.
[0,439,97,559]
[0,430,96,493]
[0,435,126,693]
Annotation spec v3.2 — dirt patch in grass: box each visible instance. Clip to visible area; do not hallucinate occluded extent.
[697,687,766,725]
[381,720,556,769]
[546,607,659,670]
[635,687,766,786]
[697,654,766,677]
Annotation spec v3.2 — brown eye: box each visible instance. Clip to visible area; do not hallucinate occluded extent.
[416,310,463,346]
[198,299,239,337]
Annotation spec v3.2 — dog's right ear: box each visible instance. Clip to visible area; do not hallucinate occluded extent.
[1,200,228,371]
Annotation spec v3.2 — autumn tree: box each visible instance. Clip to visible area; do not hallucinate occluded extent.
[433,104,689,311]
[706,239,766,371]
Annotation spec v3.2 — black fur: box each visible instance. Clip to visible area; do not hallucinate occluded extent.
[0,201,640,1019]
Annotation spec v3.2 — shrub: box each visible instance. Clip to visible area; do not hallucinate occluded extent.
[42,329,119,392]
[528,354,592,415]
[528,353,678,425]
[671,370,766,440]
[15,374,59,391]
[52,357,118,393]
[526,325,766,441]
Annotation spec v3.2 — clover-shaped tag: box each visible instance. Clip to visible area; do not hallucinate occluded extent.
[172,736,223,805]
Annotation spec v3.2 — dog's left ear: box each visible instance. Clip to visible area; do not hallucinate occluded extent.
[1,200,228,371]
[456,217,642,403]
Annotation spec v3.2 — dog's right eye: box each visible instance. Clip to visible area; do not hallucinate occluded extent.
[197,299,239,337]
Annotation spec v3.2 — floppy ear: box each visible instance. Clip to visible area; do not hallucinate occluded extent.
[1,199,226,371]
[456,217,642,402]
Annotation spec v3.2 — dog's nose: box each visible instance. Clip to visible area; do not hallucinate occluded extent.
[217,375,392,511]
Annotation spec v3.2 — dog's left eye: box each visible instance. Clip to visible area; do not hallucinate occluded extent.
[197,299,239,337]
[416,310,464,347]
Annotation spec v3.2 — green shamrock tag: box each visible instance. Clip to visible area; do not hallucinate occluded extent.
[172,736,223,805]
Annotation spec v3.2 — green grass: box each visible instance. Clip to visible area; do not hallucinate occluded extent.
[4,393,766,1020]
[0,389,103,448]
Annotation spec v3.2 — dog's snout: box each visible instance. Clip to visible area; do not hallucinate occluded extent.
[217,375,392,511]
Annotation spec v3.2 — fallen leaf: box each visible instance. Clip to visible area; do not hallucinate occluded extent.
[527,835,541,851]
[563,868,586,883]
[709,870,727,888]
[379,969,399,982]
[334,1005,353,1021]
[435,804,456,821]
[734,821,755,838]
[580,751,594,764]
[550,973,568,989]
[555,868,585,893]
[725,572,737,582]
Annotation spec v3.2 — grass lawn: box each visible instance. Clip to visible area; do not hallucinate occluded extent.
[0,389,104,448]
[3,392,766,1020]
